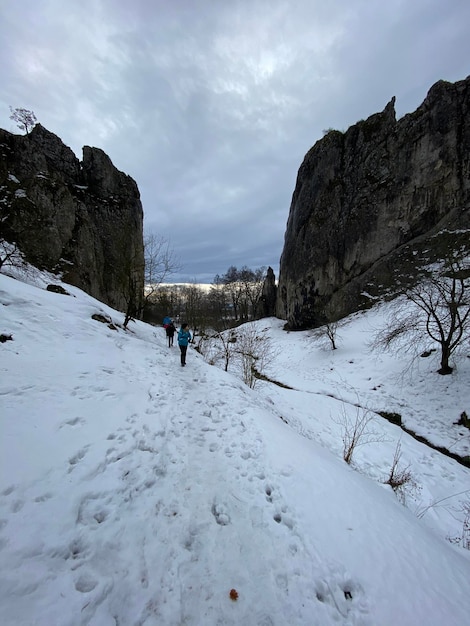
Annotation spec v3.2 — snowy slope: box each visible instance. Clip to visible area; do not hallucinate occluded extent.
[1,270,469,626]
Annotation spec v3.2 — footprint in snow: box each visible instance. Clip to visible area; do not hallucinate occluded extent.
[314,575,369,619]
[76,493,111,527]
[264,484,274,502]
[68,446,89,471]
[59,416,85,428]
[11,499,24,513]
[263,483,295,529]
[211,501,231,525]
[75,573,98,593]
[273,511,295,530]
[34,492,53,503]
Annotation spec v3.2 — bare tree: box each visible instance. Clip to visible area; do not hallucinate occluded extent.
[0,240,16,271]
[180,283,205,337]
[0,240,25,273]
[219,265,267,323]
[0,202,18,271]
[222,265,243,321]
[120,244,145,329]
[234,324,276,389]
[123,271,141,328]
[0,200,35,274]
[144,284,182,325]
[200,323,276,388]
[334,404,384,464]
[240,265,266,320]
[144,234,180,307]
[314,318,346,350]
[109,229,145,329]
[200,330,237,371]
[325,322,340,350]
[9,107,37,134]
[373,256,470,375]
[208,276,231,330]
[408,260,470,374]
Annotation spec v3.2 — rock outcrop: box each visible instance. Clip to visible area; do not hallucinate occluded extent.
[277,76,470,329]
[0,124,144,313]
[258,266,277,317]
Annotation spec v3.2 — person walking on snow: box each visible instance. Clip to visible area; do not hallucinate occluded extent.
[177,323,192,366]
[166,321,176,347]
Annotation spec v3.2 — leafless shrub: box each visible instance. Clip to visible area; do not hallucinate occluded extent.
[234,325,277,389]
[384,440,418,503]
[199,324,277,389]
[0,240,41,284]
[0,239,25,273]
[439,498,470,550]
[199,331,237,371]
[416,489,470,521]
[335,404,385,465]
[461,501,470,550]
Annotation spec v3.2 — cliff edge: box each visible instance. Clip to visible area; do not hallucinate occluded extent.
[277,76,470,328]
[0,124,144,314]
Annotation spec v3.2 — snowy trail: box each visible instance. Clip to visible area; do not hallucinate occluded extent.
[2,274,470,625]
[115,357,371,625]
[1,351,371,625]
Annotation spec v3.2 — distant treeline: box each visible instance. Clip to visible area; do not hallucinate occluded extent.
[143,265,267,332]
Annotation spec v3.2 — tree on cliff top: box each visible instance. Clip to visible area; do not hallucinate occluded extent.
[9,107,37,135]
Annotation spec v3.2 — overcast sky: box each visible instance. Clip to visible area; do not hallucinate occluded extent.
[1,0,469,283]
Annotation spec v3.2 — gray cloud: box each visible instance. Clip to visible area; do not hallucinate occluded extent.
[1,0,469,283]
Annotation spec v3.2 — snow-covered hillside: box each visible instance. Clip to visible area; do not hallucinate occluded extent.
[1,267,469,626]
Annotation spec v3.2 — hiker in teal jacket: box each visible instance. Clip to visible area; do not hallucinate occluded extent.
[177,323,192,366]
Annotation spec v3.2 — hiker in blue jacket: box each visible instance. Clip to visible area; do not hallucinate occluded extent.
[177,323,192,367]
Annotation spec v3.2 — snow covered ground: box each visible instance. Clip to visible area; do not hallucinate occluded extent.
[1,265,469,626]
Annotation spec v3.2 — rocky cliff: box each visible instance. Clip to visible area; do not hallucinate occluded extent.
[259,266,277,318]
[277,76,470,329]
[0,124,144,313]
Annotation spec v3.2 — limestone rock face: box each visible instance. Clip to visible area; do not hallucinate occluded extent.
[0,124,144,313]
[259,266,277,317]
[277,76,470,328]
